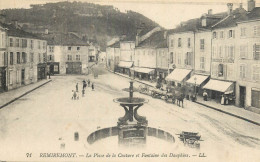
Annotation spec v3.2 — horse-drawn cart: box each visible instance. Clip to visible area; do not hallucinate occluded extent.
[177,131,202,148]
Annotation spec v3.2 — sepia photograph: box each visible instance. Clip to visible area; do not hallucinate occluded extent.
[0,0,259,161]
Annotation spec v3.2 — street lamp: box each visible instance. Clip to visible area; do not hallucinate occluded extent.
[194,76,197,98]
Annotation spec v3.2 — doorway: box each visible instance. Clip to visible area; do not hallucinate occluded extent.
[239,86,246,108]
[21,69,25,85]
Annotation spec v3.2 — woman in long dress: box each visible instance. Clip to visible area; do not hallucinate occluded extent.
[221,95,225,105]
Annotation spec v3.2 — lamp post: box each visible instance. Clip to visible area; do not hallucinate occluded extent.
[194,76,197,98]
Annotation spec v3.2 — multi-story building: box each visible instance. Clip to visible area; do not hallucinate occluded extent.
[235,3,260,113]
[0,23,7,92]
[106,40,120,72]
[45,33,90,75]
[0,21,47,91]
[204,4,247,103]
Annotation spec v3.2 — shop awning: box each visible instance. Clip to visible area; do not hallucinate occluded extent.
[118,61,133,68]
[186,75,209,86]
[166,68,191,82]
[203,79,234,93]
[131,67,155,74]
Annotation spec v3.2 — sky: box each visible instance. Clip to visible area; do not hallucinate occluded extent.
[0,0,259,29]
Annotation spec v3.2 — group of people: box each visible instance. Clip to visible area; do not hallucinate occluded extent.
[72,79,95,100]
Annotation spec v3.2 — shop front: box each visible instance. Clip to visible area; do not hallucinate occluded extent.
[156,68,168,84]
[165,68,192,87]
[117,61,133,76]
[37,63,47,80]
[186,74,209,95]
[131,67,155,81]
[47,62,60,75]
[0,67,7,92]
[203,79,235,104]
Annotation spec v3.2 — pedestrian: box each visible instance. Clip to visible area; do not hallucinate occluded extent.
[92,82,95,91]
[76,83,78,92]
[88,79,90,87]
[72,90,77,100]
[203,90,208,101]
[83,80,86,90]
[82,89,85,97]
[221,94,225,105]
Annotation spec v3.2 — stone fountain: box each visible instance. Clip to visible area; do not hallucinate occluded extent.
[113,80,149,147]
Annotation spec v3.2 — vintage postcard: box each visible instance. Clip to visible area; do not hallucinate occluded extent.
[0,0,259,161]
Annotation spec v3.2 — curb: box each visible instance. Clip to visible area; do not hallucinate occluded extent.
[0,80,52,109]
[194,101,260,126]
[107,68,260,126]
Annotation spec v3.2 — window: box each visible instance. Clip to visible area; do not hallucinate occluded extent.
[170,52,173,64]
[240,27,246,37]
[9,38,13,47]
[67,55,72,61]
[228,30,235,38]
[30,40,34,49]
[253,44,260,60]
[218,64,224,77]
[15,39,19,47]
[22,39,27,48]
[43,53,47,62]
[228,46,234,59]
[30,53,34,62]
[17,52,20,64]
[220,31,224,38]
[49,46,54,52]
[178,38,181,47]
[43,42,46,50]
[68,47,71,50]
[22,52,26,63]
[38,53,41,63]
[253,26,260,36]
[219,46,223,58]
[213,32,217,39]
[240,64,246,79]
[253,65,260,81]
[76,55,80,61]
[10,52,13,65]
[185,52,192,65]
[77,47,80,50]
[38,41,41,49]
[48,55,52,61]
[187,38,191,48]
[200,39,204,50]
[200,57,205,69]
[170,39,174,47]
[240,45,248,58]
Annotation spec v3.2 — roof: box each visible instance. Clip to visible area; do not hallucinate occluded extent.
[0,22,41,39]
[237,7,260,23]
[107,40,120,48]
[203,79,234,93]
[166,68,191,82]
[40,33,89,46]
[137,30,167,48]
[212,7,247,29]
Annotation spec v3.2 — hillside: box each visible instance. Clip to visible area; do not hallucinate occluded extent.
[1,1,160,50]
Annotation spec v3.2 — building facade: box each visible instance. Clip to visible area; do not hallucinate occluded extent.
[0,26,7,92]
[235,6,260,112]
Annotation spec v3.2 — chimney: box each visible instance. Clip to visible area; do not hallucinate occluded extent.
[208,9,212,15]
[227,3,233,15]
[239,3,243,9]
[248,0,255,12]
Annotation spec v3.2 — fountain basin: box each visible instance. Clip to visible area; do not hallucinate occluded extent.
[113,97,148,105]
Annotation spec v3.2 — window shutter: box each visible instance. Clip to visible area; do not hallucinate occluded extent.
[233,30,235,38]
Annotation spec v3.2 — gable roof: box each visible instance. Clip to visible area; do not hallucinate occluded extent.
[137,30,167,48]
[237,7,260,23]
[40,33,89,46]
[0,22,41,39]
[212,7,247,29]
